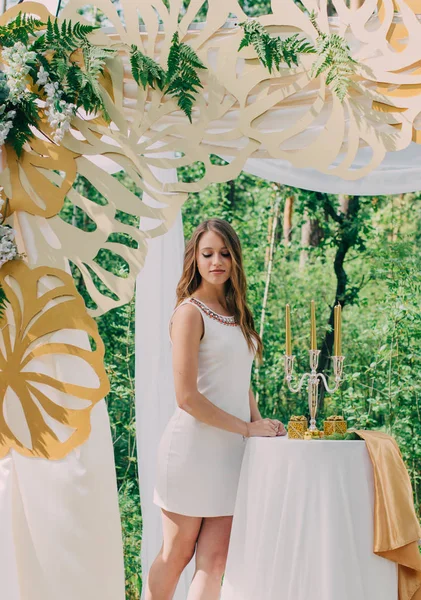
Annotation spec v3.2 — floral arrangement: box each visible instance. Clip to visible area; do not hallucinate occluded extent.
[0,12,206,157]
[0,11,206,316]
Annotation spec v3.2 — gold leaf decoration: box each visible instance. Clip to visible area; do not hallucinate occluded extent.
[4,135,79,218]
[0,260,110,459]
[1,0,421,317]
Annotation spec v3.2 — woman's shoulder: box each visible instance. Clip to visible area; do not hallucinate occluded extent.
[170,298,205,326]
[169,298,204,343]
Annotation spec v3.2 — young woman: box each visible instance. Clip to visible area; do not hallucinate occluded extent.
[147,218,287,600]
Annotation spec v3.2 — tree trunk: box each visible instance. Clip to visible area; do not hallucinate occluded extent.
[1,0,7,14]
[227,180,235,210]
[299,216,311,270]
[299,215,323,270]
[339,194,350,215]
[264,212,273,270]
[318,195,361,411]
[283,195,294,245]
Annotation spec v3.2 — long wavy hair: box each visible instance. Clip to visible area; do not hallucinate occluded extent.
[175,218,263,364]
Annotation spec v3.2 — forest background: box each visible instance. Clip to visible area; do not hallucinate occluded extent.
[1,0,420,597]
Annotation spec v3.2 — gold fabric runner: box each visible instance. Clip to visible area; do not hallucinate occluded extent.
[355,430,421,600]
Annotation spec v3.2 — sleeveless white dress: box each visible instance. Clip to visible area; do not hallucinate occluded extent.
[153,297,256,517]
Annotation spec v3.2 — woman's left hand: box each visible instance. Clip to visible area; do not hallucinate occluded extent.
[270,419,287,436]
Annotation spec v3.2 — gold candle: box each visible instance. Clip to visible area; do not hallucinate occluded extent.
[337,303,342,356]
[285,304,292,356]
[334,305,339,356]
[310,300,317,350]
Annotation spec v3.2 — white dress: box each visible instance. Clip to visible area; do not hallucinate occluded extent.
[153,297,256,517]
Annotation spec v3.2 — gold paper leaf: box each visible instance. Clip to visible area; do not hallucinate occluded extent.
[5,136,79,218]
[1,0,421,318]
[0,261,110,459]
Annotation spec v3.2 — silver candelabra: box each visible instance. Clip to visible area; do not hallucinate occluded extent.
[284,351,345,432]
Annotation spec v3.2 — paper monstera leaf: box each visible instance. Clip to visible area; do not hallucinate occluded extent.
[1,0,421,319]
[0,261,110,459]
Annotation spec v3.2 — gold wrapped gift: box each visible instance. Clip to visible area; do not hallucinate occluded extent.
[288,415,308,439]
[324,415,347,436]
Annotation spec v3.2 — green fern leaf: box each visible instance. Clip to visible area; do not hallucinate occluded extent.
[0,11,45,46]
[167,32,180,82]
[130,45,165,90]
[163,32,205,119]
[29,33,46,53]
[46,16,55,46]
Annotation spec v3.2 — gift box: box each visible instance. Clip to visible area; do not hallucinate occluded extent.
[324,415,347,436]
[288,415,308,439]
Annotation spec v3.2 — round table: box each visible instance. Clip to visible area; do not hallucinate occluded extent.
[220,437,398,600]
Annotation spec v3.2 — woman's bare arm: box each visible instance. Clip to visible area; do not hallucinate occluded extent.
[249,387,262,422]
[170,304,249,436]
[170,304,280,438]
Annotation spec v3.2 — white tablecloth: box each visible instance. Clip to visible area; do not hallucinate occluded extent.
[221,437,398,600]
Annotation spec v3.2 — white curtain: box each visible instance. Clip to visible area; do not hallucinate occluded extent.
[135,165,195,599]
[242,143,421,195]
[0,404,126,600]
[0,206,126,600]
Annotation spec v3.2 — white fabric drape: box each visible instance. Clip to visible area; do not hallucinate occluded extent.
[0,403,126,600]
[0,207,126,600]
[135,164,195,599]
[242,143,421,195]
[221,438,398,600]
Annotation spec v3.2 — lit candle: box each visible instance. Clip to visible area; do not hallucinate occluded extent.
[310,300,317,350]
[285,304,292,356]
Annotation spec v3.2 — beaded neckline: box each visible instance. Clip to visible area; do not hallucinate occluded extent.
[189,297,238,327]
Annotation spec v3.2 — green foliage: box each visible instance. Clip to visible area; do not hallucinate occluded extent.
[0,11,43,46]
[39,17,115,119]
[119,482,143,598]
[238,16,356,100]
[239,20,315,71]
[165,32,206,122]
[130,45,166,90]
[0,13,206,155]
[6,95,40,157]
[309,12,357,100]
[44,17,98,51]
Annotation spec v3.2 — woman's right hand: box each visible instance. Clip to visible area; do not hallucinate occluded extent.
[246,418,283,437]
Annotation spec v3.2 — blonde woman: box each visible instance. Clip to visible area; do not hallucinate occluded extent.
[147,218,286,600]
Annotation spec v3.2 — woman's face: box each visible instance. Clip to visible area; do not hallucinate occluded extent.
[196,230,232,286]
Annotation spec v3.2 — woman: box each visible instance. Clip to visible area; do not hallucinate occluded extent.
[147,218,287,600]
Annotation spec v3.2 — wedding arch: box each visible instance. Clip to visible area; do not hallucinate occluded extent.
[0,0,420,598]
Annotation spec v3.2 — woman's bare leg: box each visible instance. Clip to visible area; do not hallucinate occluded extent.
[186,515,233,600]
[145,509,203,600]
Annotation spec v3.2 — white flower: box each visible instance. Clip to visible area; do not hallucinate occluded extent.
[36,65,49,86]
[43,81,76,143]
[0,225,18,268]
[0,103,16,146]
[0,119,14,145]
[1,41,36,103]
